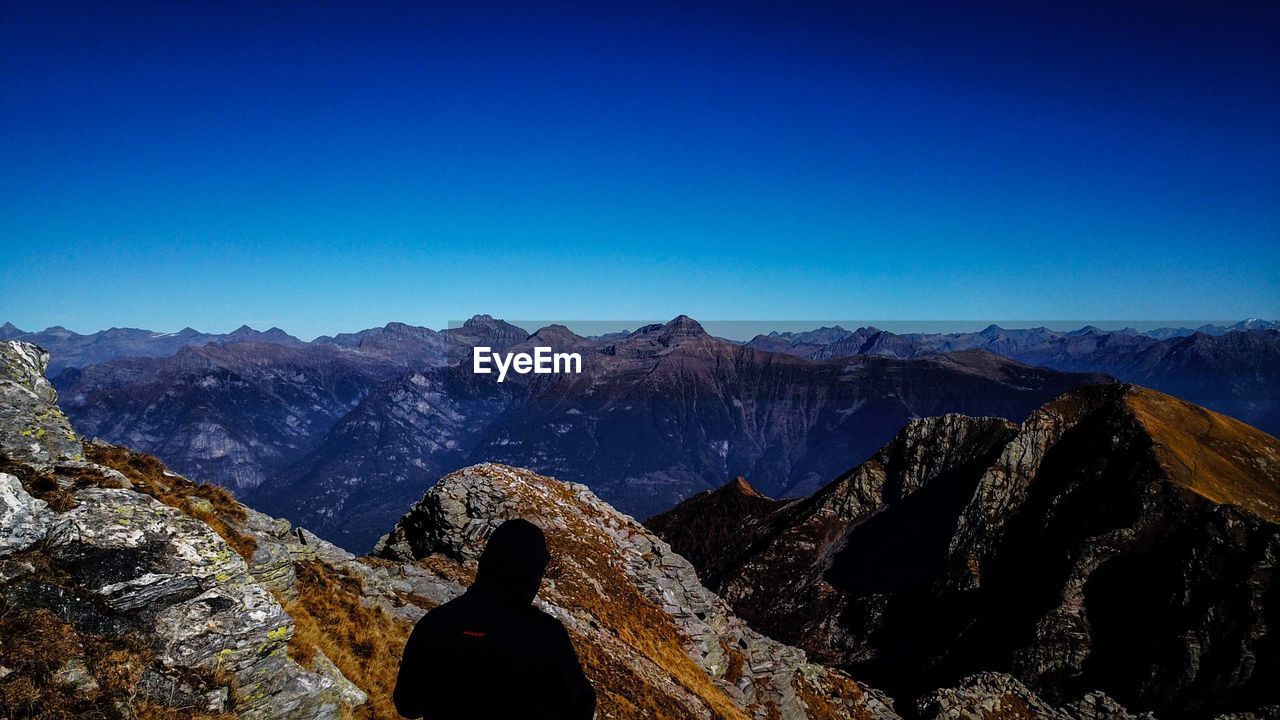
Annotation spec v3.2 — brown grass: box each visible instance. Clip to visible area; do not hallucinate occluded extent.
[720,639,746,686]
[280,561,411,720]
[83,443,258,560]
[988,693,1040,720]
[0,606,233,720]
[512,474,751,720]
[1124,386,1280,523]
[794,671,878,720]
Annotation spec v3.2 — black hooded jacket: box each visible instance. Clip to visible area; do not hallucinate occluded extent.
[392,519,596,719]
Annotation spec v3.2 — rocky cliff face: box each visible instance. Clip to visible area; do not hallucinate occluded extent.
[1,341,82,465]
[652,383,1280,719]
[2,339,896,719]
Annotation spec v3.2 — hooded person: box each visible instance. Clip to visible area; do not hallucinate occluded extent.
[393,518,596,720]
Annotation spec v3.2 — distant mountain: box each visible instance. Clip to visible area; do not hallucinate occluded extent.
[1,323,303,374]
[0,321,23,340]
[0,315,539,379]
[49,316,540,494]
[251,316,1105,550]
[10,318,1275,377]
[54,342,416,490]
[755,325,1280,435]
[36,314,1278,552]
[650,383,1280,718]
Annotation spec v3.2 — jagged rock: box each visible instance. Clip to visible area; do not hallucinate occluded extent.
[918,676,1153,720]
[1063,691,1156,720]
[1,472,50,555]
[39,486,349,717]
[96,571,203,612]
[915,672,1068,719]
[235,506,302,599]
[313,648,369,707]
[0,340,82,462]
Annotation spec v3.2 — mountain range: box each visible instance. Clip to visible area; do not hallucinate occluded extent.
[0,321,305,375]
[748,322,1280,435]
[48,316,1100,550]
[4,318,1276,371]
[9,315,1277,551]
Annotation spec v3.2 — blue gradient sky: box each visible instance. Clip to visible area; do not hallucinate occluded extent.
[2,1,1278,339]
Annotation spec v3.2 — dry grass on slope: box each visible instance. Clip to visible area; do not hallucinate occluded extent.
[514,475,753,720]
[0,606,234,720]
[1124,386,1280,523]
[82,442,258,560]
[279,561,411,720]
[794,672,883,720]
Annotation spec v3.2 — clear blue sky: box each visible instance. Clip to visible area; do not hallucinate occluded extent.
[2,1,1277,339]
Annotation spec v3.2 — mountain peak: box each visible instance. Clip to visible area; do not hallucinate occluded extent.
[450,315,529,350]
[724,476,764,498]
[0,321,22,339]
[464,313,493,323]
[460,313,520,332]
[664,314,706,332]
[658,315,710,343]
[1119,384,1280,523]
[529,323,584,347]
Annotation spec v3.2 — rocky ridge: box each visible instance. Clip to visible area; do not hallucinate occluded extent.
[652,383,1280,719]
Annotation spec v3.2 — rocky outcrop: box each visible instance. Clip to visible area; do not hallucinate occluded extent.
[914,672,1072,720]
[375,462,901,720]
[1,340,367,719]
[1,472,49,555]
[915,673,1158,720]
[654,383,1280,719]
[1,341,80,463]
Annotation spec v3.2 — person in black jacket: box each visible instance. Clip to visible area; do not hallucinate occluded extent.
[393,518,596,720]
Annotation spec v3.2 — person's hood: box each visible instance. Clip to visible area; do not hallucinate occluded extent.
[471,518,550,606]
